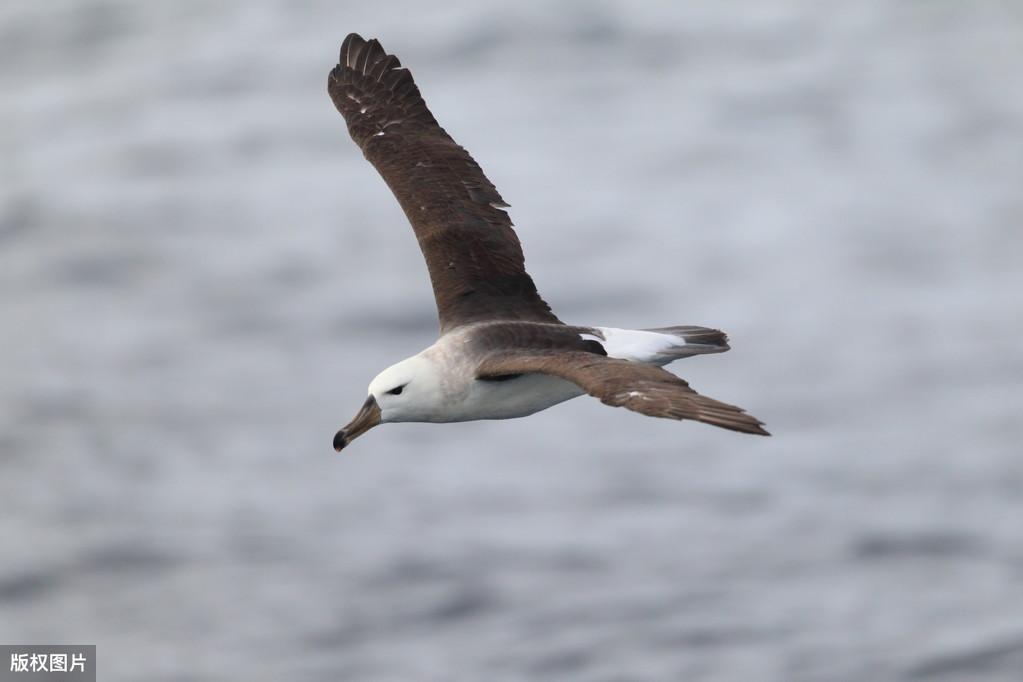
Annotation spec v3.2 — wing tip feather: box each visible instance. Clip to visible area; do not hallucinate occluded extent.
[336,33,393,79]
[689,393,770,436]
[340,32,365,68]
[329,33,432,133]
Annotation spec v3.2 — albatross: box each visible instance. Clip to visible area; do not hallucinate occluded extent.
[327,33,768,451]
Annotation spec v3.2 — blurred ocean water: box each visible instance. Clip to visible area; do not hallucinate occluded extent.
[2,1,1022,680]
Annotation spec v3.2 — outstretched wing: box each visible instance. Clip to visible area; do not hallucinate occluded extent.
[328,33,561,334]
[477,350,770,435]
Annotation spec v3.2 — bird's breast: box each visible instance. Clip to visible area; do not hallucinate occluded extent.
[432,372,583,422]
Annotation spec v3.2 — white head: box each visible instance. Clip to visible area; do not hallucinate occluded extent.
[333,354,443,451]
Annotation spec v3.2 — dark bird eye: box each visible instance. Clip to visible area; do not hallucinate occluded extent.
[387,385,405,395]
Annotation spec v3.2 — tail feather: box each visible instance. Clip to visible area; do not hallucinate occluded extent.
[642,325,730,359]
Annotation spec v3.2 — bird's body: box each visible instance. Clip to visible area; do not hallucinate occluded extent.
[381,323,725,423]
[326,33,768,450]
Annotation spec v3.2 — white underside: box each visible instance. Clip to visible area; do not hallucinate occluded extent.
[452,373,585,421]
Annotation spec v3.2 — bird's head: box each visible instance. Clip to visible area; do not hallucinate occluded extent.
[333,354,442,451]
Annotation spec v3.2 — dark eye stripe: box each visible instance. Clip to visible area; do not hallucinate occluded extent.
[387,385,405,395]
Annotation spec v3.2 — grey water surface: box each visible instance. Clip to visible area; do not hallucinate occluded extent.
[2,1,1022,680]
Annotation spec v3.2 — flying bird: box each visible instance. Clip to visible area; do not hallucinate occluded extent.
[327,33,768,451]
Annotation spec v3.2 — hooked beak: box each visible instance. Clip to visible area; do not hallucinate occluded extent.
[333,395,381,452]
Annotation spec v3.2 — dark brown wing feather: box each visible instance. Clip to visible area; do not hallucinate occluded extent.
[477,350,770,435]
[328,33,561,334]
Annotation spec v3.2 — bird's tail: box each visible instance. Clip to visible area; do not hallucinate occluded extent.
[641,325,730,360]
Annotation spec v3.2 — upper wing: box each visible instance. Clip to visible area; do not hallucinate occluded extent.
[477,350,770,435]
[328,33,561,334]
